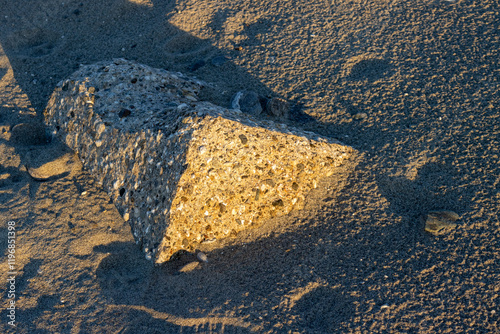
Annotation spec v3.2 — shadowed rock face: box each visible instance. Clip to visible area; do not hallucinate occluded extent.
[44,59,353,264]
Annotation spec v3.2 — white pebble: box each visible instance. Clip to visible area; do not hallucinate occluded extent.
[197,252,208,263]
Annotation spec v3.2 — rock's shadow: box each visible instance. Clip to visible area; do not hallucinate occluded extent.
[377,160,467,232]
[94,241,152,305]
[347,58,392,81]
[0,67,7,81]
[294,286,355,332]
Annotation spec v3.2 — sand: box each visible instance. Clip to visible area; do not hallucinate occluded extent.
[0,0,498,333]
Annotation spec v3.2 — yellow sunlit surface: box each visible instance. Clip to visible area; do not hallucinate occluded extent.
[127,0,153,8]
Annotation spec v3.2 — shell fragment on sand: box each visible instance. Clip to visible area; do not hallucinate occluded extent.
[26,152,78,181]
[44,59,353,264]
[423,210,460,236]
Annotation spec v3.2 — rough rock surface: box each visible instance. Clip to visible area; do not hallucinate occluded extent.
[423,211,460,236]
[44,59,353,263]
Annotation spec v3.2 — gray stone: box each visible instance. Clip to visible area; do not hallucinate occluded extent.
[265,97,290,119]
[230,90,264,116]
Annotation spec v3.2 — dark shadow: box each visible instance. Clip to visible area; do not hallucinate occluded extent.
[12,258,43,295]
[338,97,364,117]
[288,100,318,125]
[347,58,392,81]
[77,305,258,334]
[95,241,153,305]
[78,307,181,333]
[0,226,7,256]
[294,286,355,332]
[0,162,28,206]
[377,160,465,233]
[1,293,60,334]
[0,67,6,81]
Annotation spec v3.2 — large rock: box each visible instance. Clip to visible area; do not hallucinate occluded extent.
[44,59,353,264]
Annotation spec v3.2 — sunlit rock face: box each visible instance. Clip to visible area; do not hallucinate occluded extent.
[44,59,353,264]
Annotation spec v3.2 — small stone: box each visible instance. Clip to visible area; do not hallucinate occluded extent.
[265,97,289,119]
[423,210,459,235]
[185,94,198,102]
[197,251,208,263]
[353,112,367,120]
[182,238,189,248]
[239,134,248,145]
[179,261,199,273]
[254,188,260,201]
[218,203,226,213]
[272,199,284,207]
[10,123,50,146]
[230,90,263,116]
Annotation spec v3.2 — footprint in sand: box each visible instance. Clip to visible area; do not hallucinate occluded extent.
[344,54,391,81]
[293,285,354,331]
[162,34,212,59]
[4,28,62,58]
[0,67,7,81]
[96,251,151,303]
[10,122,51,146]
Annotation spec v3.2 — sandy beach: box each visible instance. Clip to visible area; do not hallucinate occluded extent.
[0,0,498,333]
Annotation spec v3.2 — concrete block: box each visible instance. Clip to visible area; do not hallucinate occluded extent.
[44,59,353,263]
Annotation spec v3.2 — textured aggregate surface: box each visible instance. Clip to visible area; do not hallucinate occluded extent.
[44,59,352,263]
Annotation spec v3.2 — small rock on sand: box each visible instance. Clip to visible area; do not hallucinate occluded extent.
[422,210,459,235]
[230,90,264,116]
[179,261,199,273]
[197,251,208,263]
[265,97,289,119]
